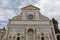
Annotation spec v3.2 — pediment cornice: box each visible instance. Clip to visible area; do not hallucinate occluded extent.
[21,5,40,10]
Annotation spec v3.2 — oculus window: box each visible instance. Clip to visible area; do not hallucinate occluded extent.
[28,14,34,20]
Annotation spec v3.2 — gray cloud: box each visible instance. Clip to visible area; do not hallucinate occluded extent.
[36,0,60,29]
[0,0,60,29]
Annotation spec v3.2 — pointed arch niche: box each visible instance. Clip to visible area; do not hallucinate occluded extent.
[27,28,34,40]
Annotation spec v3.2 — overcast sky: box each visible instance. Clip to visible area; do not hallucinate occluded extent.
[0,0,60,29]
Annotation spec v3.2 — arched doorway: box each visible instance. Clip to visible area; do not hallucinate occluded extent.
[27,29,34,40]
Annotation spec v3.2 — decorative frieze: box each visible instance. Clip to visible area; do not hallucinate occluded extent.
[10,21,50,26]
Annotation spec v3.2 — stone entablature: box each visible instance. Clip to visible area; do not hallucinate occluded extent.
[10,21,51,26]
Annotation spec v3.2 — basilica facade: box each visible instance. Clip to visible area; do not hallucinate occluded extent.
[3,5,57,40]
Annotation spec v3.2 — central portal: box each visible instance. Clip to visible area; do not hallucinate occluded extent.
[27,29,34,40]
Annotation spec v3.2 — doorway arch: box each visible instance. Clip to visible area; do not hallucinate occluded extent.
[27,28,34,40]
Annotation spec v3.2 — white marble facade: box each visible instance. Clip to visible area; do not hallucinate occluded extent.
[3,5,57,40]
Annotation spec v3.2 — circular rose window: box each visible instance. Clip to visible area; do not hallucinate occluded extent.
[28,14,33,20]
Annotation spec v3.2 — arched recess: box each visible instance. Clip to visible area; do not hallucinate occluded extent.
[27,28,34,40]
[56,33,60,40]
[57,35,60,40]
[17,33,20,40]
[41,33,44,40]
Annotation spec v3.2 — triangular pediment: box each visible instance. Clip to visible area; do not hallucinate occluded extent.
[21,5,40,10]
[11,5,49,21]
